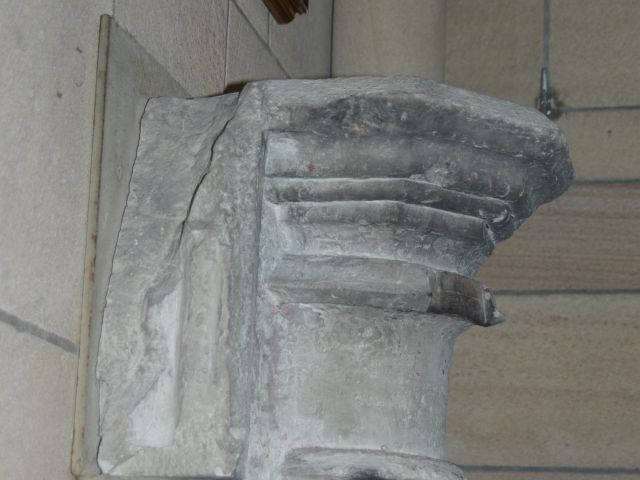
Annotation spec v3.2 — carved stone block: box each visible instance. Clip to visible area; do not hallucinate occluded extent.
[96,77,572,478]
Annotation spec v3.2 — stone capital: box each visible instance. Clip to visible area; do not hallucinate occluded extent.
[95,77,572,479]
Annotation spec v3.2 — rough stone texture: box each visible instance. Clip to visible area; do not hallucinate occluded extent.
[283,448,465,480]
[96,77,571,479]
[0,3,325,480]
[96,95,239,476]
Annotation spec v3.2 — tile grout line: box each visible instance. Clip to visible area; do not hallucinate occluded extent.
[540,1,640,116]
[559,104,640,113]
[573,178,640,186]
[495,288,640,297]
[460,464,640,475]
[0,307,78,355]
[229,0,292,79]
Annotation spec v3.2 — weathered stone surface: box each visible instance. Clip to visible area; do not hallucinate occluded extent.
[96,94,239,476]
[96,77,571,479]
[282,448,465,480]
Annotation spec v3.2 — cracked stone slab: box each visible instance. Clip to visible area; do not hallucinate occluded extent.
[96,94,238,476]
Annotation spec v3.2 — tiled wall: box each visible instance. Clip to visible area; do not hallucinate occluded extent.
[0,1,332,478]
[445,1,640,479]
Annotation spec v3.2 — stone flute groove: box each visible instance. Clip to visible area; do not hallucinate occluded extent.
[94,77,572,479]
[264,177,516,239]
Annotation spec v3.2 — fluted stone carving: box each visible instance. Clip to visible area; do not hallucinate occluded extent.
[96,77,572,479]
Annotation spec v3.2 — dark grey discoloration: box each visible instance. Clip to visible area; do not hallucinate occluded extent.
[351,473,388,480]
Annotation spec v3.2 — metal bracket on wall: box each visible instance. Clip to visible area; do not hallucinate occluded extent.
[537,67,556,118]
[537,0,559,118]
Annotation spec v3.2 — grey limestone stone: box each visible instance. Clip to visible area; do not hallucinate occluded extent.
[95,77,572,479]
[96,94,239,476]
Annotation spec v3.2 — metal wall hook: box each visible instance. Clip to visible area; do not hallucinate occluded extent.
[537,67,556,118]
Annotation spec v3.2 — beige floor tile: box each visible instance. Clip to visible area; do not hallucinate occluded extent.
[447,294,640,467]
[269,0,332,78]
[0,322,78,479]
[114,0,228,96]
[556,110,640,181]
[233,0,269,41]
[226,2,287,88]
[445,0,543,108]
[0,0,111,341]
[332,0,445,80]
[550,0,640,108]
[477,184,640,291]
